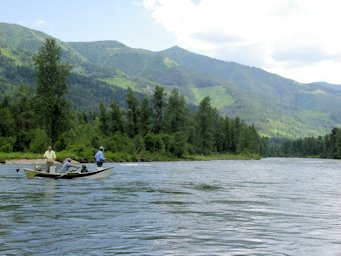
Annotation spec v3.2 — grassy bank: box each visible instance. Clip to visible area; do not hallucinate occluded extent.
[183,152,262,161]
[0,151,262,164]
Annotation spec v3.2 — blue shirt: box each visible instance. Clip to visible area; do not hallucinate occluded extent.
[61,161,73,171]
[95,150,105,162]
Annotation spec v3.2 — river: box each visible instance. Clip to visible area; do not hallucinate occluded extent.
[1,158,341,255]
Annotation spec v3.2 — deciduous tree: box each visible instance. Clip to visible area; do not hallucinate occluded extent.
[33,38,72,145]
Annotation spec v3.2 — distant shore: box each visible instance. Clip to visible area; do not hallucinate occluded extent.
[1,152,261,164]
[4,159,47,164]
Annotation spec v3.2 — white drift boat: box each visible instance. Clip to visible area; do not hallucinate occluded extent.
[17,165,114,179]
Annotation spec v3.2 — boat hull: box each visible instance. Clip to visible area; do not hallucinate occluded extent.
[23,166,113,179]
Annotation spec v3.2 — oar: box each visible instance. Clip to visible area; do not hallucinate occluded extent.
[54,167,80,179]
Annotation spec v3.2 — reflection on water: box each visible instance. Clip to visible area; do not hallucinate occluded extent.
[1,158,341,255]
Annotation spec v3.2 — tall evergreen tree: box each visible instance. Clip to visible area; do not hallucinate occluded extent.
[126,88,139,137]
[152,86,166,133]
[33,38,72,145]
[109,102,124,133]
[222,116,232,152]
[0,100,15,151]
[12,87,36,133]
[11,87,37,151]
[196,97,216,154]
[99,102,110,136]
[0,102,15,137]
[139,97,152,136]
[165,89,189,133]
[231,117,241,153]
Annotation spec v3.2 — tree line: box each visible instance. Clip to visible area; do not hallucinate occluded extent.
[267,127,341,159]
[0,38,265,161]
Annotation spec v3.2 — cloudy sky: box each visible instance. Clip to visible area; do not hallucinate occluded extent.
[2,0,341,84]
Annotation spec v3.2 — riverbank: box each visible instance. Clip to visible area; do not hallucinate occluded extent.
[5,159,49,164]
[0,151,261,164]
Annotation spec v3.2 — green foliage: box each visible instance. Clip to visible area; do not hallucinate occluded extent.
[192,85,235,108]
[126,87,139,137]
[163,57,178,68]
[0,136,15,152]
[0,83,266,161]
[0,152,42,162]
[0,23,270,159]
[103,77,137,90]
[267,127,341,159]
[98,102,110,136]
[107,151,134,162]
[133,134,145,154]
[139,97,152,136]
[0,106,15,136]
[152,86,166,133]
[195,97,217,154]
[64,145,95,162]
[106,132,135,153]
[29,128,49,153]
[164,89,189,133]
[144,133,165,153]
[2,23,341,139]
[33,38,72,145]
[109,102,125,133]
[170,132,188,157]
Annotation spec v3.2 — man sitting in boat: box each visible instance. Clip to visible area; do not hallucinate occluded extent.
[61,158,79,172]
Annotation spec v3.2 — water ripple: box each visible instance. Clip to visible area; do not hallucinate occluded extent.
[2,159,341,255]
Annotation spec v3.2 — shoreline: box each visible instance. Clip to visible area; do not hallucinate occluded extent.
[4,159,73,165]
[1,152,262,164]
[4,159,47,164]
[3,156,261,165]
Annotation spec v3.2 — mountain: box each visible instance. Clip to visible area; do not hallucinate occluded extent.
[308,82,341,91]
[1,22,341,138]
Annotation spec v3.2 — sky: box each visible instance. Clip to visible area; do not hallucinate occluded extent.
[2,0,341,84]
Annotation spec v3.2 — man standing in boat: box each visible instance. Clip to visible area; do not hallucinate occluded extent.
[43,146,56,173]
[95,146,105,168]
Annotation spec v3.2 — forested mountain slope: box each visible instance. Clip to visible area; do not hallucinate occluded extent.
[1,22,341,138]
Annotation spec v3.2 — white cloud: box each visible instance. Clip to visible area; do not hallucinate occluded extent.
[143,0,341,84]
[34,19,46,26]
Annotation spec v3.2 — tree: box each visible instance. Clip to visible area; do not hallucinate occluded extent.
[170,131,188,157]
[0,102,15,137]
[109,102,124,133]
[139,97,152,136]
[195,97,217,154]
[33,38,72,145]
[126,88,139,137]
[144,132,164,153]
[152,86,166,133]
[164,89,189,133]
[98,102,109,136]
[230,117,241,153]
[11,87,36,133]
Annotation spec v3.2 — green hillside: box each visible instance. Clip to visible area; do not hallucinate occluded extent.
[1,22,341,138]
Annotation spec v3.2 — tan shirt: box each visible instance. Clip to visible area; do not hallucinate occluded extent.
[43,150,56,162]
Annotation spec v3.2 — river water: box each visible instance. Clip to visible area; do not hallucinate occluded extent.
[1,158,341,255]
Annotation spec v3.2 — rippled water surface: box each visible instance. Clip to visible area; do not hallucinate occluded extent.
[2,158,341,255]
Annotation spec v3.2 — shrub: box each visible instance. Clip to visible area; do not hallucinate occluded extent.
[0,136,15,152]
[29,129,50,153]
[144,133,164,153]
